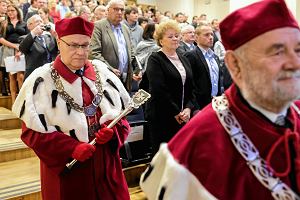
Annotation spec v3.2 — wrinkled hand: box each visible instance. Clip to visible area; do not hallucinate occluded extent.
[71,143,96,162]
[95,125,114,144]
[31,24,44,36]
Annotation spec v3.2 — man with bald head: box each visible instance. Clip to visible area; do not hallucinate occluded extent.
[140,0,300,199]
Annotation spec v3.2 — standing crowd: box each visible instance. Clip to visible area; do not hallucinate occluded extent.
[3,0,297,199]
[0,0,231,156]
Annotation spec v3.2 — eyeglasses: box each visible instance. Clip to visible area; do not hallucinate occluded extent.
[60,38,90,50]
[111,7,124,12]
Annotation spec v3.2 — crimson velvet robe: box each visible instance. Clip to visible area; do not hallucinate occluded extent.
[20,58,130,200]
[140,85,300,200]
[167,85,300,199]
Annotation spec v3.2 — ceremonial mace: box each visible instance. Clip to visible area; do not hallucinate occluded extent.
[66,89,151,170]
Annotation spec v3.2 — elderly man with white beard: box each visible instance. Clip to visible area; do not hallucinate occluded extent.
[140,0,300,199]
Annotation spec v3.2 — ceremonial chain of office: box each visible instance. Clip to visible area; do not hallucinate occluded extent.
[212,95,300,200]
[50,64,103,116]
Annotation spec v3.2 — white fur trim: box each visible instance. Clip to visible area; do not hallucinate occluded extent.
[12,60,130,142]
[140,144,217,200]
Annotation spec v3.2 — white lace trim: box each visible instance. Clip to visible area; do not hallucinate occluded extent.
[212,95,300,200]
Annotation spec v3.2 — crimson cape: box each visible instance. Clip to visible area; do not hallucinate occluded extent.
[13,57,131,200]
[141,85,300,200]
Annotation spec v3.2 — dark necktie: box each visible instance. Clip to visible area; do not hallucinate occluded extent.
[37,35,51,62]
[75,69,84,77]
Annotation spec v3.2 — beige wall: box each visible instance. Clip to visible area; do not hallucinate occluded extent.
[137,0,156,5]
[194,0,229,22]
[297,1,300,23]
[156,0,195,22]
[157,0,299,24]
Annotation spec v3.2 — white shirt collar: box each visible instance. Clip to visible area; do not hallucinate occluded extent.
[197,46,214,57]
[247,99,288,123]
[183,41,192,47]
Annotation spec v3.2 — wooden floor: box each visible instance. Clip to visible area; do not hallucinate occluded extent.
[129,187,147,200]
[0,107,21,130]
[0,97,148,200]
[0,157,40,200]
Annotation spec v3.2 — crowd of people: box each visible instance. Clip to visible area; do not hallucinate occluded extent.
[141,0,300,199]
[3,0,299,199]
[0,0,229,153]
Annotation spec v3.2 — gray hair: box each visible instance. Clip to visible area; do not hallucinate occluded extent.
[106,0,125,9]
[79,5,91,15]
[27,14,41,26]
[234,44,248,62]
[181,24,195,33]
[94,5,106,12]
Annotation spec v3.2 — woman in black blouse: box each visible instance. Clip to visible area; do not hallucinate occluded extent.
[145,20,197,154]
[0,4,28,104]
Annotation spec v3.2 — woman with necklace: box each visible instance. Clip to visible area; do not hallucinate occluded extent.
[0,4,28,104]
[145,20,197,155]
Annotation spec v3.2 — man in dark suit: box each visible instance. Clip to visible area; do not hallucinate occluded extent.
[89,0,141,92]
[176,24,195,55]
[19,14,58,79]
[211,18,221,47]
[184,24,231,109]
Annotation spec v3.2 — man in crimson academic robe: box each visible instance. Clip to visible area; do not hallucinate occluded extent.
[12,16,131,200]
[140,0,300,199]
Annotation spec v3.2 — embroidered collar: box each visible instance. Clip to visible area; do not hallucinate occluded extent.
[53,56,96,84]
[212,94,300,200]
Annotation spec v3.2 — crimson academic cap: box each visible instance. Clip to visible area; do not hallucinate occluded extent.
[55,16,94,38]
[220,0,299,50]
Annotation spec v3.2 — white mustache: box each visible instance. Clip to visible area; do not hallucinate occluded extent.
[278,70,300,80]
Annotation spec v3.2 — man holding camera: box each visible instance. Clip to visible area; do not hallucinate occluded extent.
[19,14,58,79]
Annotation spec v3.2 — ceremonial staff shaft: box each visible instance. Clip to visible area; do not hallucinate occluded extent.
[65,89,151,170]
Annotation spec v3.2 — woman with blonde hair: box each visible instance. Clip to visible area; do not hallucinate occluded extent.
[0,4,28,104]
[145,20,197,154]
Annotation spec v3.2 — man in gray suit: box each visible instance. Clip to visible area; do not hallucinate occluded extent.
[89,0,141,91]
